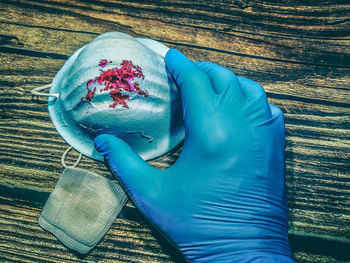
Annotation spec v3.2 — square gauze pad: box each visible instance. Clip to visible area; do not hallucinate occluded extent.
[38,167,127,254]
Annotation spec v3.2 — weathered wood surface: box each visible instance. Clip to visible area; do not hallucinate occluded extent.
[0,0,349,262]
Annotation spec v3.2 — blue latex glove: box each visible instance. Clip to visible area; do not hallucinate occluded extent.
[94,49,295,262]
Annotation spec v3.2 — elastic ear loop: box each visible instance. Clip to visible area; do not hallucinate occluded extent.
[32,85,76,167]
[31,84,59,98]
[61,146,83,168]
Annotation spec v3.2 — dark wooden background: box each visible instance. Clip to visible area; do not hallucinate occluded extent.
[1,0,349,262]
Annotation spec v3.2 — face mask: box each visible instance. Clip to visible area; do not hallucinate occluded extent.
[38,31,184,161]
[32,31,184,254]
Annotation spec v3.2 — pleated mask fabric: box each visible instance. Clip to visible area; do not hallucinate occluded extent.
[38,167,128,254]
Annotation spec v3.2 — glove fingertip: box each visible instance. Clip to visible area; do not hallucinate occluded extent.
[165,48,181,62]
[94,134,115,154]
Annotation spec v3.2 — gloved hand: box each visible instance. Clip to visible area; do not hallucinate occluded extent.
[94,49,295,262]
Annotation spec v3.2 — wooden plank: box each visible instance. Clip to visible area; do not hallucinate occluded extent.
[1,0,349,66]
[1,0,349,262]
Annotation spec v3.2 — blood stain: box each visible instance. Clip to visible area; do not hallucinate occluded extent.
[98,59,109,68]
[81,59,148,108]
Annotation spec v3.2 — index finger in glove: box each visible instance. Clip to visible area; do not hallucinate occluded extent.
[165,49,216,122]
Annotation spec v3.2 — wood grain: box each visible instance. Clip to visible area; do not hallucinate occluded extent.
[1,0,349,262]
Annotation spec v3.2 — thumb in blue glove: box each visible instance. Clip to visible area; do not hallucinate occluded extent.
[94,49,295,262]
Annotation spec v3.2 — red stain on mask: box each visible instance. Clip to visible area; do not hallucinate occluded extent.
[81,59,148,108]
[98,59,109,68]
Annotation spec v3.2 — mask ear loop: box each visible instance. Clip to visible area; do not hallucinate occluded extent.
[31,84,59,98]
[32,85,73,167]
[61,146,83,168]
